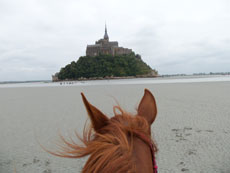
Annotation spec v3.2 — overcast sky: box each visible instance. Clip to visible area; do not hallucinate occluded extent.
[0,0,229,81]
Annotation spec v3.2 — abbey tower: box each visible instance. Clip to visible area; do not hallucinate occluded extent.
[86,26,133,57]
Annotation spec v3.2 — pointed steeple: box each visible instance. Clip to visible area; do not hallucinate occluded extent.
[104,24,109,40]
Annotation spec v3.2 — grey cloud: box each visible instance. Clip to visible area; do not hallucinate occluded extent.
[0,0,230,81]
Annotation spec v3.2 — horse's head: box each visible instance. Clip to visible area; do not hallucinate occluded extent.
[81,88,157,135]
[54,89,158,173]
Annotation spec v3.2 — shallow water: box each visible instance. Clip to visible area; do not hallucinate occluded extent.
[1,75,230,88]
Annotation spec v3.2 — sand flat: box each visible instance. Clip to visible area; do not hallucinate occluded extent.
[0,80,230,172]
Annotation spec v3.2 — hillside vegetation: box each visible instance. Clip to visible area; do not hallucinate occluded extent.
[57,54,157,80]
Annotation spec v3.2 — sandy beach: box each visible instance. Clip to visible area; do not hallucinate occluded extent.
[0,79,230,173]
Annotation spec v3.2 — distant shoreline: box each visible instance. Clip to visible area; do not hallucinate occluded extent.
[1,74,230,88]
[1,74,230,85]
[53,73,230,82]
[53,72,230,82]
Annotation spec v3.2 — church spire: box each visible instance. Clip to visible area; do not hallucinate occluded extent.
[104,24,109,40]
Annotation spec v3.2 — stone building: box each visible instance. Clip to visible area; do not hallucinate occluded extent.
[86,26,133,57]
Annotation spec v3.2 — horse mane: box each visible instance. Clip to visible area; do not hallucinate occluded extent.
[49,106,157,173]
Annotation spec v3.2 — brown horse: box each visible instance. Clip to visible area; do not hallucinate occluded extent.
[51,89,158,173]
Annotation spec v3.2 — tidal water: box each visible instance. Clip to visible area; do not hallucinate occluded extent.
[0,75,230,88]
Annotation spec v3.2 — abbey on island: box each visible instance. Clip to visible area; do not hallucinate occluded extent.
[52,26,157,81]
[86,25,133,57]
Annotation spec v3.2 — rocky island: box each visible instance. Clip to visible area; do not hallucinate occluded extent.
[52,26,157,81]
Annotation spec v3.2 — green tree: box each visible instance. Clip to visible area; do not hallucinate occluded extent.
[58,54,156,80]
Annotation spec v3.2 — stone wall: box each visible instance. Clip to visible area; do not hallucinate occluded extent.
[86,39,132,57]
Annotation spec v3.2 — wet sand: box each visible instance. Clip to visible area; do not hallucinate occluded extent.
[0,81,230,172]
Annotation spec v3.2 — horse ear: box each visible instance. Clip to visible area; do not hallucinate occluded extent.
[137,89,157,125]
[81,93,109,132]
